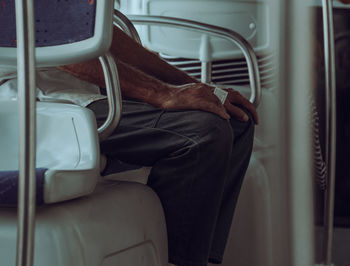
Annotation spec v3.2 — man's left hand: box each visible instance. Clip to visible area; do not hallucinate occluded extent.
[220,88,259,124]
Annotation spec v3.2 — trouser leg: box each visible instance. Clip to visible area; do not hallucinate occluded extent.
[208,116,255,264]
[88,99,254,266]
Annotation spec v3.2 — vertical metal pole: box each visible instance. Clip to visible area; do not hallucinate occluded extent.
[199,34,212,84]
[201,61,212,84]
[15,0,37,266]
[277,0,315,265]
[321,0,337,265]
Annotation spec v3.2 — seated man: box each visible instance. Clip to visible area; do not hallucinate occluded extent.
[0,27,257,266]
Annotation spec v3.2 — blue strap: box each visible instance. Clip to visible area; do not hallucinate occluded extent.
[0,168,46,206]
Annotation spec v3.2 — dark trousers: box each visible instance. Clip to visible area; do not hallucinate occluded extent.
[88,98,254,266]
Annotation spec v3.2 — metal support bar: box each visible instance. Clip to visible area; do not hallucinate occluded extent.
[126,14,261,107]
[14,1,37,266]
[97,52,123,141]
[321,0,337,265]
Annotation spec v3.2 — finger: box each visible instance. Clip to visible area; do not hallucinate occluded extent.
[225,103,249,122]
[206,91,231,119]
[203,87,224,107]
[239,98,259,124]
[204,102,230,120]
[227,92,259,124]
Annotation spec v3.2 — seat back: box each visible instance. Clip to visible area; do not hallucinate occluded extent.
[0,6,169,266]
[0,0,114,67]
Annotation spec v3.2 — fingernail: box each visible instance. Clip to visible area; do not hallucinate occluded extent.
[243,114,249,122]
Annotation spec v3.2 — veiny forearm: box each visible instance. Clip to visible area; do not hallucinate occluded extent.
[58,57,174,107]
[58,26,200,105]
[58,54,258,122]
[115,58,174,106]
[110,27,198,85]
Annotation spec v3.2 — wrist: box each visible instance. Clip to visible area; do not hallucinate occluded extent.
[150,84,176,108]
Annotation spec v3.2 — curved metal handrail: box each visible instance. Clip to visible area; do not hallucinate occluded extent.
[98,52,123,141]
[14,1,37,266]
[126,14,261,107]
[321,0,337,265]
[114,10,142,45]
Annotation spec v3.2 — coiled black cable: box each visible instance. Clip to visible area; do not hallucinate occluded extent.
[311,98,327,191]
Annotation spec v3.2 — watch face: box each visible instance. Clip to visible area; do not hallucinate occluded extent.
[0,0,97,47]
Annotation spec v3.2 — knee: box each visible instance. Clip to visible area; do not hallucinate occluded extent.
[243,113,255,140]
[237,110,255,143]
[189,111,234,155]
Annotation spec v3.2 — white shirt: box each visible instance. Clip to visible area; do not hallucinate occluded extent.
[0,67,106,107]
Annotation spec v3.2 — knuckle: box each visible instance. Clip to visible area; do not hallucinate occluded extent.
[239,112,246,119]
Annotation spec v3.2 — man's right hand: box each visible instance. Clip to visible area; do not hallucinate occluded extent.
[161,83,258,124]
[161,83,230,120]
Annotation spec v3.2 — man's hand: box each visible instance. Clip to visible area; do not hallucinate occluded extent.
[162,83,230,120]
[161,83,258,124]
[222,88,259,124]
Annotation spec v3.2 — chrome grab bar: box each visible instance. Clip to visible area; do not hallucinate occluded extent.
[98,52,123,141]
[14,0,37,266]
[126,14,261,107]
[321,0,337,265]
[114,10,142,45]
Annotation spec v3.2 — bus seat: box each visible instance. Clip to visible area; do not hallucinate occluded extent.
[0,1,168,266]
[0,181,168,266]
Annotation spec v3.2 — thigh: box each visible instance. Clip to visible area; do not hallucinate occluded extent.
[88,98,235,166]
[89,98,216,166]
